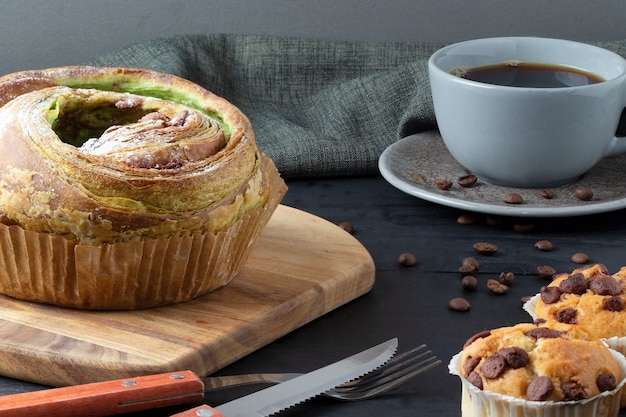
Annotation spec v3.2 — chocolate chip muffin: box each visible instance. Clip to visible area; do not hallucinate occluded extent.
[532,264,626,338]
[449,322,626,417]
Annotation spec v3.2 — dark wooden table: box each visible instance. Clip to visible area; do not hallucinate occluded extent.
[2,174,626,416]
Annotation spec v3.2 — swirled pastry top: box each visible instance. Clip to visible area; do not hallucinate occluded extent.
[0,66,270,244]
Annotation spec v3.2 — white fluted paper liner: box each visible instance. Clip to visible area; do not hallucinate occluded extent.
[449,348,626,417]
[523,293,539,321]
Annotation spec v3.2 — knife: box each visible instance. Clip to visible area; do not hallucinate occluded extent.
[0,338,397,417]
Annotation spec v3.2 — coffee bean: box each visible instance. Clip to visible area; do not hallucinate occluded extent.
[473,242,498,255]
[561,382,586,401]
[338,221,355,234]
[574,186,593,201]
[534,240,554,251]
[461,257,480,271]
[513,223,534,233]
[434,178,453,190]
[503,193,523,204]
[487,279,508,294]
[540,286,562,304]
[597,372,617,392]
[481,354,507,378]
[499,347,529,369]
[556,307,577,324]
[462,275,478,291]
[571,252,590,264]
[537,265,556,280]
[539,189,555,199]
[459,265,476,276]
[457,174,478,187]
[527,376,554,401]
[457,213,478,225]
[559,273,588,294]
[448,297,470,312]
[398,252,417,266]
[499,272,515,286]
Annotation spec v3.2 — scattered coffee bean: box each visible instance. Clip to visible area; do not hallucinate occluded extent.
[597,372,617,392]
[503,193,523,204]
[473,242,498,255]
[448,297,470,312]
[534,240,554,251]
[338,221,355,234]
[462,257,480,271]
[536,265,556,280]
[458,265,476,276]
[457,213,478,225]
[574,186,593,201]
[571,252,590,264]
[527,376,554,401]
[434,178,453,190]
[512,223,534,233]
[462,275,478,291]
[398,252,417,267]
[487,279,508,294]
[539,189,555,199]
[499,272,515,286]
[457,174,478,187]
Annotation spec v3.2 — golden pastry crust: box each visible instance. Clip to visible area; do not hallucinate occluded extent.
[460,322,620,402]
[0,66,264,244]
[533,264,626,339]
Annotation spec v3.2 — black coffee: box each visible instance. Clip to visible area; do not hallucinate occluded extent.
[453,62,604,88]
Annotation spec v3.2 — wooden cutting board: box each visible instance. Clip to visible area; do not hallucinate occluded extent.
[0,205,375,387]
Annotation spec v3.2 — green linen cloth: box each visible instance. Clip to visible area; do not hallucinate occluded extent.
[87,34,626,178]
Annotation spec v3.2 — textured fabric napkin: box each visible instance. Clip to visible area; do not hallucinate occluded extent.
[87,34,626,179]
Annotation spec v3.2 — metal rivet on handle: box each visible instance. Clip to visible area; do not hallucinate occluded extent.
[170,373,187,379]
[196,409,215,417]
[121,380,137,387]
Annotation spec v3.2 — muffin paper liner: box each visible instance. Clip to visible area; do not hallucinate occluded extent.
[449,348,626,417]
[0,156,286,310]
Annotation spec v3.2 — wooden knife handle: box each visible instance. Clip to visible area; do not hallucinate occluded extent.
[0,370,205,417]
[170,404,226,417]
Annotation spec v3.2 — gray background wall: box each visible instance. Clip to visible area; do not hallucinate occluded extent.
[1,0,626,76]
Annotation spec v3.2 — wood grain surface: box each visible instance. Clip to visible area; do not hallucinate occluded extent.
[0,205,375,387]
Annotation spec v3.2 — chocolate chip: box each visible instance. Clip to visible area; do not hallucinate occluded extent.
[464,330,492,348]
[571,252,590,264]
[487,279,508,294]
[481,354,507,379]
[539,189,555,199]
[537,265,557,280]
[540,286,562,304]
[534,240,554,251]
[499,272,515,286]
[467,371,483,389]
[458,174,478,187]
[597,372,617,392]
[561,381,586,401]
[473,242,498,255]
[398,252,417,266]
[525,327,563,339]
[527,376,554,401]
[461,275,478,291]
[589,275,622,296]
[463,356,481,376]
[503,193,523,204]
[556,307,577,324]
[448,297,470,312]
[603,296,625,312]
[434,178,453,190]
[558,273,588,295]
[499,347,529,369]
[574,186,593,201]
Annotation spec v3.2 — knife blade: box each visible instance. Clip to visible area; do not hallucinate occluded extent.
[0,338,397,417]
[173,337,397,417]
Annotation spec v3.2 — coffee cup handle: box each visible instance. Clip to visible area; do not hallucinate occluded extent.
[605,107,626,156]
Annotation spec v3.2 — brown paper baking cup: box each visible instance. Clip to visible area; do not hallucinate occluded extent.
[0,156,286,310]
[449,349,626,417]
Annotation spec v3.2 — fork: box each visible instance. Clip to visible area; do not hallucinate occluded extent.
[204,344,441,401]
